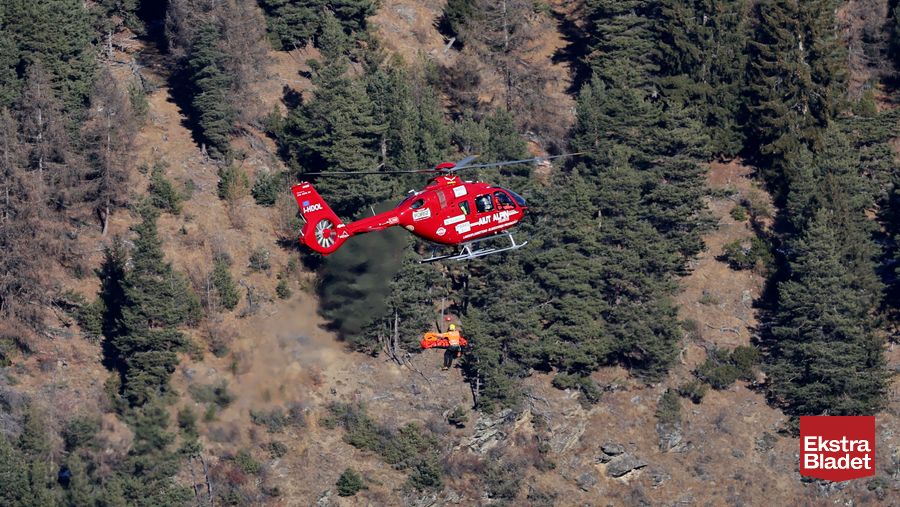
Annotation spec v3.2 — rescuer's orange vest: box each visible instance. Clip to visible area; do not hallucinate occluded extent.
[446,330,461,347]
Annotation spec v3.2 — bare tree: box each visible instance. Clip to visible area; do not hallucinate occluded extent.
[83,70,136,235]
[0,108,51,343]
[15,63,83,208]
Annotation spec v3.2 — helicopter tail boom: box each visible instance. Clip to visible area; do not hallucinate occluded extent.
[292,183,347,255]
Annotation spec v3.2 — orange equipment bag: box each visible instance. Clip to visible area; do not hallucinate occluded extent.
[420,332,469,349]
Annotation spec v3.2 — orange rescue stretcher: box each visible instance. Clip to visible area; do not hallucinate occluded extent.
[420,332,469,349]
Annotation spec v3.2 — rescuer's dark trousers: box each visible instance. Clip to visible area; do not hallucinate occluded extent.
[444,346,461,368]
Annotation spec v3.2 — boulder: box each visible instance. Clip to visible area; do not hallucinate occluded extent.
[606,454,648,478]
[601,442,625,456]
[576,472,597,491]
[656,422,683,452]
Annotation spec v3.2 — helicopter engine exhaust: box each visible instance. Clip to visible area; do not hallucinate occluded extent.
[291,183,348,255]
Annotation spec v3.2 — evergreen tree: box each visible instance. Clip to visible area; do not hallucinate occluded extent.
[259,0,377,50]
[109,209,200,407]
[0,434,28,506]
[280,24,387,216]
[744,0,845,195]
[185,23,234,159]
[767,208,887,416]
[0,5,19,108]
[654,0,750,156]
[3,0,96,112]
[211,259,240,311]
[584,0,658,89]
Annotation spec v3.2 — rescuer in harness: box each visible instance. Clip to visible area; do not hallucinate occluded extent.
[442,324,462,370]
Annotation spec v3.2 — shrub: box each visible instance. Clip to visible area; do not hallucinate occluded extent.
[336,468,365,497]
[217,165,249,202]
[252,171,282,207]
[129,82,149,119]
[266,441,288,458]
[149,164,183,214]
[730,205,748,221]
[696,346,760,389]
[234,449,261,474]
[177,406,198,437]
[211,259,240,310]
[720,237,773,271]
[698,292,720,305]
[408,455,443,492]
[655,388,681,425]
[249,248,271,272]
[447,406,467,428]
[677,379,708,404]
[250,408,287,433]
[276,279,291,299]
[189,381,235,408]
[63,416,100,451]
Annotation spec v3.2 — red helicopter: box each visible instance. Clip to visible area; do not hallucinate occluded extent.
[290,154,575,262]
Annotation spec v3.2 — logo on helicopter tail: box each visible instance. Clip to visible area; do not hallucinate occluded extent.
[303,203,323,214]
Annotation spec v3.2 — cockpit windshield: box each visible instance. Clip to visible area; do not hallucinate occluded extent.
[504,188,527,207]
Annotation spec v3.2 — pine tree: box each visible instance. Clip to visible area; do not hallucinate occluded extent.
[185,23,234,159]
[3,0,96,113]
[654,0,750,156]
[259,0,377,50]
[744,0,845,195]
[584,0,657,88]
[767,208,887,416]
[110,209,200,407]
[0,5,19,109]
[281,23,387,216]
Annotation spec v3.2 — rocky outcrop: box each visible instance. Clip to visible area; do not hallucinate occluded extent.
[606,453,648,478]
[468,409,517,454]
[656,422,684,452]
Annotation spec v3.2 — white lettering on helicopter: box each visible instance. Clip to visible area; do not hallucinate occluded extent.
[453,186,467,197]
[303,203,323,214]
[387,216,399,225]
[412,208,432,221]
[455,222,471,234]
[444,215,465,225]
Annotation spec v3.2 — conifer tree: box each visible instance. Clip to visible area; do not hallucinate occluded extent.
[3,0,96,112]
[767,208,887,416]
[744,0,845,194]
[0,5,19,109]
[281,15,387,216]
[185,23,234,159]
[109,209,200,407]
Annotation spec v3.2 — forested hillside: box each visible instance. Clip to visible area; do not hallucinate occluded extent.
[0,0,897,505]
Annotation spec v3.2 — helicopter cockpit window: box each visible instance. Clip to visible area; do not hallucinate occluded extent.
[494,191,516,209]
[475,194,494,213]
[410,199,426,210]
[459,200,471,215]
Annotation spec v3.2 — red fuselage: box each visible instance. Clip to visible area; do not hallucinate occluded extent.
[345,175,527,245]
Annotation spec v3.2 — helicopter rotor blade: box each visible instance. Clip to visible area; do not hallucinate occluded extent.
[451,154,479,171]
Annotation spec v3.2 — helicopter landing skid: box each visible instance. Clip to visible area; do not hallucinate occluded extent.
[420,232,528,263]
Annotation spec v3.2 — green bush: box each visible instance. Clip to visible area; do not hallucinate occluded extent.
[250,408,287,433]
[234,449,261,474]
[252,171,282,207]
[188,381,235,408]
[336,468,366,497]
[730,205,748,221]
[249,248,271,272]
[217,165,249,202]
[677,379,708,404]
[276,279,291,299]
[447,406,467,428]
[695,346,759,389]
[211,259,240,310]
[552,373,602,406]
[655,388,681,425]
[149,164,183,214]
[721,237,773,271]
[63,416,101,451]
[408,455,443,492]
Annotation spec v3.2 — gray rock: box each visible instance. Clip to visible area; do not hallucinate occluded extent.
[606,453,648,478]
[468,408,515,454]
[755,432,777,453]
[650,468,670,487]
[656,422,683,452]
[576,472,597,491]
[732,448,745,458]
[601,442,625,456]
